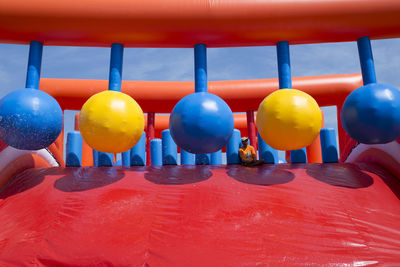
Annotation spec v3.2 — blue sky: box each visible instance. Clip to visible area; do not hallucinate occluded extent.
[0,39,400,158]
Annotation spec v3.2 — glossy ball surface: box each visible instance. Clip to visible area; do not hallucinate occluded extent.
[341,83,400,144]
[79,91,144,153]
[256,89,322,150]
[169,92,234,154]
[0,88,63,150]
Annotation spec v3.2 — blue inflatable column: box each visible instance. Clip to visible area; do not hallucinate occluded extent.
[98,152,114,167]
[108,43,124,92]
[121,151,130,167]
[130,132,146,166]
[320,128,339,163]
[150,139,162,166]
[196,154,211,165]
[162,129,177,165]
[290,149,307,163]
[91,42,125,167]
[257,132,277,164]
[277,41,292,89]
[277,41,307,163]
[26,41,43,89]
[66,131,83,167]
[181,149,195,165]
[226,129,241,164]
[211,150,222,165]
[357,36,377,85]
[194,44,207,93]
[93,150,99,167]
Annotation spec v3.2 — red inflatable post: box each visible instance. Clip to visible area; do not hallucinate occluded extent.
[246,110,257,153]
[146,112,155,166]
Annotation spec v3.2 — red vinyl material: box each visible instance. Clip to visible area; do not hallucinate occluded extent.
[0,0,400,47]
[0,164,399,265]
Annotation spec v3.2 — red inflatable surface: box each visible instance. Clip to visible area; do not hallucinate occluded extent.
[0,164,399,266]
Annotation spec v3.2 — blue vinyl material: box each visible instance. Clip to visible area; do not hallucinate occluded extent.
[194,44,207,93]
[108,43,124,92]
[181,149,195,165]
[169,92,234,154]
[226,129,241,164]
[25,41,43,89]
[276,41,292,89]
[320,128,339,163]
[210,150,222,165]
[66,131,83,167]
[150,139,162,166]
[98,152,113,167]
[162,129,177,165]
[257,132,278,164]
[341,83,400,144]
[290,148,307,163]
[357,37,377,85]
[195,154,211,165]
[0,89,63,150]
[131,132,146,166]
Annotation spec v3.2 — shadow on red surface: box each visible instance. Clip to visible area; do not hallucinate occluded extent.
[226,165,295,186]
[144,165,212,185]
[306,163,374,188]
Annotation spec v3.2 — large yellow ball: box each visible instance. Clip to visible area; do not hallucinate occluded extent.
[79,91,144,153]
[256,89,322,151]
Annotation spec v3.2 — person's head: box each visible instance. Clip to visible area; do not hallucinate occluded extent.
[241,137,249,146]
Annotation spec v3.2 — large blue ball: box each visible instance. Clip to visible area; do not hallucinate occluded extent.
[0,89,63,150]
[341,83,400,144]
[169,92,234,154]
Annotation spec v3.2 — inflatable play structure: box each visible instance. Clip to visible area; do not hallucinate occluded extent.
[1,0,400,265]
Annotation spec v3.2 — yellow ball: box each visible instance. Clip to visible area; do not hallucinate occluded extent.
[256,89,322,151]
[79,91,144,153]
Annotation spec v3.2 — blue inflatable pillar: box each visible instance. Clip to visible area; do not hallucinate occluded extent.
[121,151,130,167]
[93,150,99,167]
[290,149,307,163]
[130,132,146,166]
[162,129,177,165]
[108,43,124,92]
[196,154,210,165]
[98,152,113,167]
[66,131,82,167]
[227,129,241,164]
[94,42,125,168]
[211,150,222,165]
[181,149,195,165]
[257,132,277,164]
[194,44,207,93]
[276,41,292,89]
[150,139,162,166]
[320,128,339,163]
[26,41,43,89]
[277,40,307,162]
[357,36,377,85]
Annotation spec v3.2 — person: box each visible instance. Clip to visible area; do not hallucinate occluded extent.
[238,137,264,166]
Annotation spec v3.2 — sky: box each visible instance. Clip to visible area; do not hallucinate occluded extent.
[1,38,400,159]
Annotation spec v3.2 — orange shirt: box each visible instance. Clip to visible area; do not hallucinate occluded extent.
[239,145,256,163]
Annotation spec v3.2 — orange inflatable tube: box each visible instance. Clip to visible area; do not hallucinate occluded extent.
[40,73,362,113]
[0,0,399,47]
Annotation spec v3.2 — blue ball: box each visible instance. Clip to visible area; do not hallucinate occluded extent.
[341,83,400,144]
[169,92,234,154]
[0,89,63,150]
